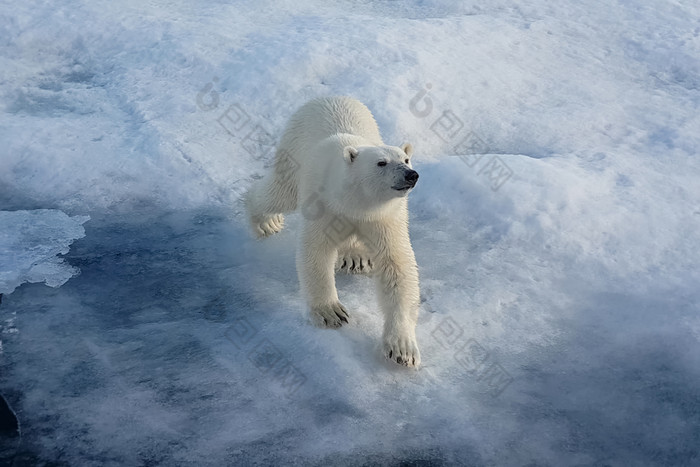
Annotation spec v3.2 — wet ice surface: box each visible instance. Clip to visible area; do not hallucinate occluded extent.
[1,197,698,465]
[2,0,700,464]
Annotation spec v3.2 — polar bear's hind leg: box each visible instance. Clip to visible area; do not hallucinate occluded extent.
[335,237,375,275]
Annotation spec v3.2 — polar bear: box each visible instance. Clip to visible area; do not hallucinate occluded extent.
[244,97,421,367]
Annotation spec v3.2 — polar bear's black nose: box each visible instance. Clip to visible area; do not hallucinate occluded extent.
[405,170,419,185]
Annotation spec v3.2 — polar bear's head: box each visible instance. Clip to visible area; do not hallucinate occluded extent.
[342,143,418,205]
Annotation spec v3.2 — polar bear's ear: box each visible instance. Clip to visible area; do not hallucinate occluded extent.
[401,143,414,158]
[343,146,359,163]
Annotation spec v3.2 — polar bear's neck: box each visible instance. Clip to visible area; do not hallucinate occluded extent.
[326,192,408,223]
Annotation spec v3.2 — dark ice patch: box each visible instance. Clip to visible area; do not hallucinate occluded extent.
[0,394,20,463]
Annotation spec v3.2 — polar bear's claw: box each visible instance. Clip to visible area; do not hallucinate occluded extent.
[384,334,421,368]
[311,302,349,328]
[255,214,284,238]
[336,254,373,275]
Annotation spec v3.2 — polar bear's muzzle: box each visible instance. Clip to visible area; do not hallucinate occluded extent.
[393,169,419,191]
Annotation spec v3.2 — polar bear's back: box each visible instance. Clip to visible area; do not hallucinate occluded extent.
[279,97,383,155]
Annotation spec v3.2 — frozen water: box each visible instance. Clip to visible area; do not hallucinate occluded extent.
[0,210,89,295]
[1,0,700,465]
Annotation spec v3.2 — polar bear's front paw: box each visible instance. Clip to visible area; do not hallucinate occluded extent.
[335,253,373,275]
[383,333,421,367]
[310,302,349,328]
[254,214,284,238]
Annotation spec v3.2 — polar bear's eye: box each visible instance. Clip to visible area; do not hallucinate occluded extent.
[377,161,387,167]
[404,159,409,164]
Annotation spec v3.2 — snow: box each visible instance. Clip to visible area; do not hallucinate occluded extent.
[1,0,699,465]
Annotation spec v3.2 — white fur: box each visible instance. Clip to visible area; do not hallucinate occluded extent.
[245,97,421,367]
